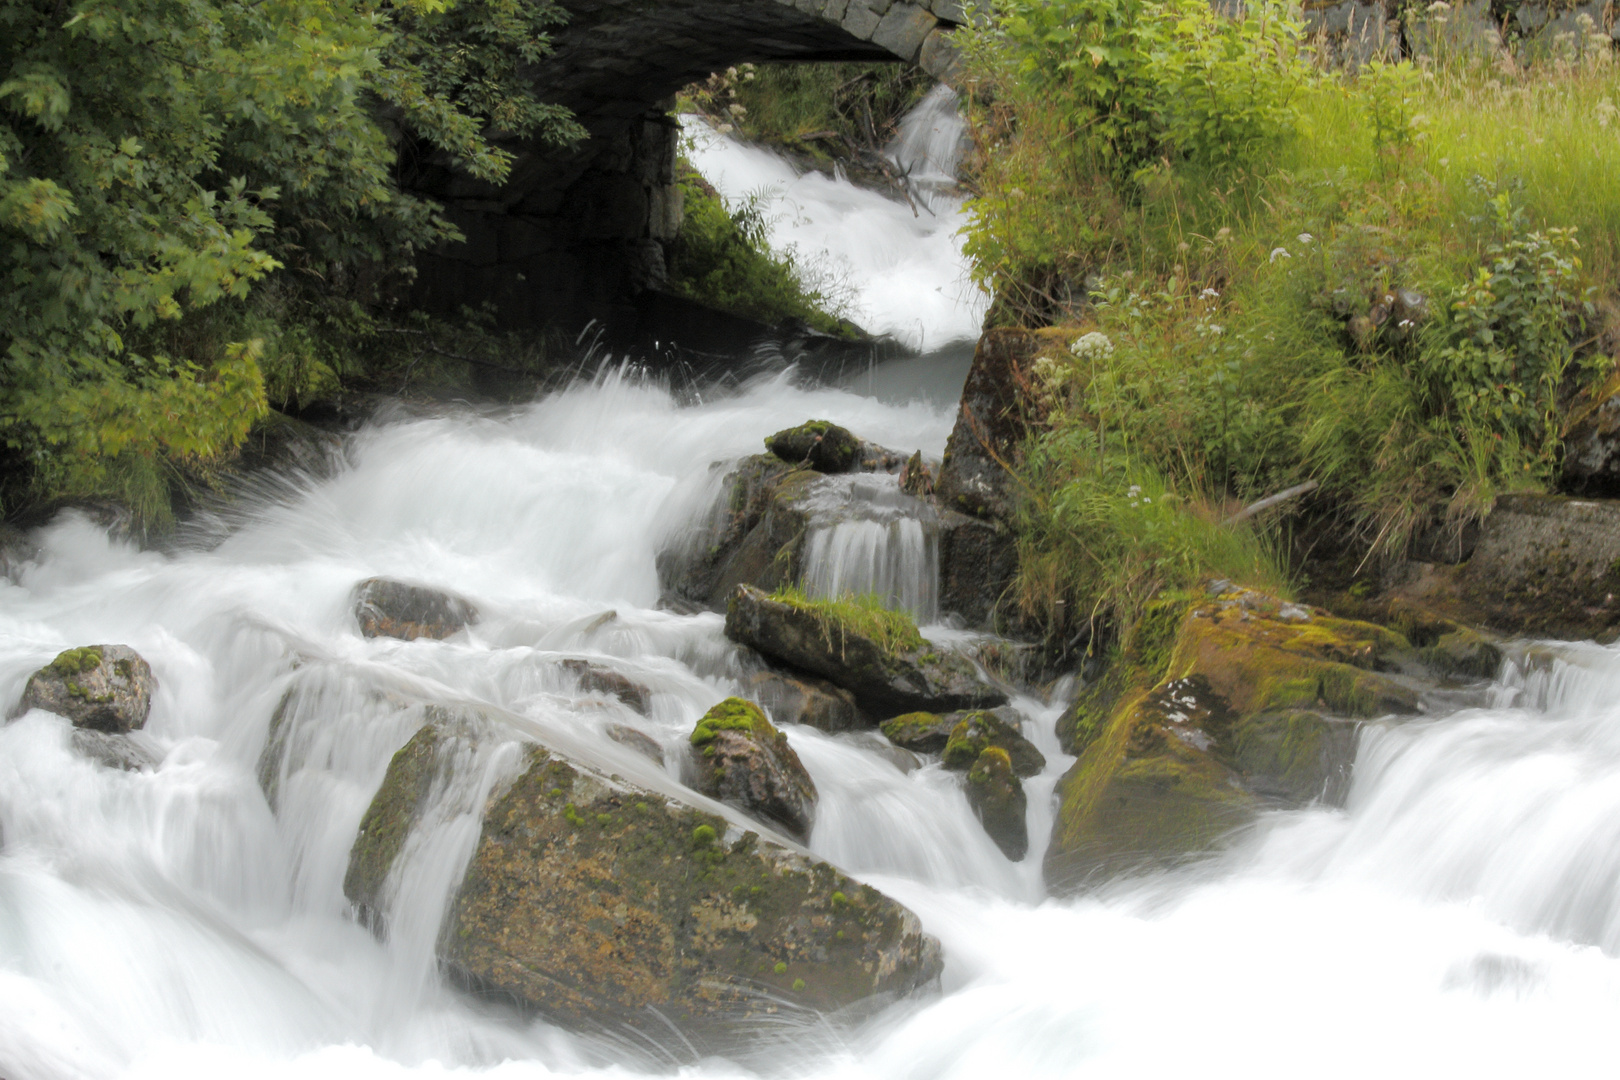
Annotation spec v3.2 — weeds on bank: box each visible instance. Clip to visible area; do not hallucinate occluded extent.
[956,0,1619,638]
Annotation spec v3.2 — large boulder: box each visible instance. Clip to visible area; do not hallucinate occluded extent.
[13,645,156,733]
[965,747,1028,861]
[724,585,1007,717]
[346,716,942,1034]
[352,578,478,640]
[1046,586,1421,891]
[688,698,818,843]
[742,670,863,733]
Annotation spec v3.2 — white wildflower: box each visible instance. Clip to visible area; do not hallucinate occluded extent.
[1297,233,1314,244]
[1200,287,1220,300]
[1270,247,1291,263]
[1070,331,1115,362]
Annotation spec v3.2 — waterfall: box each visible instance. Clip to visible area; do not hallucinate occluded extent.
[2,89,1620,1080]
[680,91,986,351]
[799,471,940,623]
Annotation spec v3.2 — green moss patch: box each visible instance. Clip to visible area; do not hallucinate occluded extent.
[767,586,926,656]
[691,697,772,745]
[48,646,104,677]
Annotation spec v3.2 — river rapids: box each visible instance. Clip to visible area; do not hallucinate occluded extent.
[3,93,1620,1080]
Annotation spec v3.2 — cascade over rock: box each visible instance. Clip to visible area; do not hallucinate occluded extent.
[344,711,942,1034]
[688,698,818,842]
[13,645,156,733]
[724,584,1007,716]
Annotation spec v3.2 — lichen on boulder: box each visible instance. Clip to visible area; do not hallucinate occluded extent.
[13,644,156,733]
[724,585,1007,716]
[352,578,479,640]
[345,716,942,1036]
[689,697,817,843]
[1046,585,1423,892]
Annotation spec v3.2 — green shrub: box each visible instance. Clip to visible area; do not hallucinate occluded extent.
[667,163,852,334]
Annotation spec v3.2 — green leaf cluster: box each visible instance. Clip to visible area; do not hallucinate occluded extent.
[0,0,576,519]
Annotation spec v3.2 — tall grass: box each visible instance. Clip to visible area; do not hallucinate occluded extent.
[957,2,1620,632]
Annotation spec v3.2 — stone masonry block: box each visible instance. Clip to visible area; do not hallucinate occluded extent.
[918,26,964,81]
[871,3,937,61]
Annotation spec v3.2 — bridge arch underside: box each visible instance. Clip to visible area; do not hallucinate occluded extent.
[405,0,964,348]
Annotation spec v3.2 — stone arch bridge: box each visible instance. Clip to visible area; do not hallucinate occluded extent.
[406,0,966,344]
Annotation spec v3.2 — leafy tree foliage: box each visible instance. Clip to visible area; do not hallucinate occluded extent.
[0,0,577,515]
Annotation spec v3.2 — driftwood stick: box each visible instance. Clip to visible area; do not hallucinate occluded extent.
[1224,480,1319,525]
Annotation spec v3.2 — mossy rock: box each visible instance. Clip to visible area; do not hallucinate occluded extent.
[725,585,1006,715]
[688,698,818,843]
[765,420,862,473]
[878,711,954,753]
[941,711,1045,777]
[13,644,156,733]
[1046,585,1422,892]
[345,712,943,1036]
[965,747,1028,861]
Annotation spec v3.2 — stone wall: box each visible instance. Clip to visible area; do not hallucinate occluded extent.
[406,0,966,340]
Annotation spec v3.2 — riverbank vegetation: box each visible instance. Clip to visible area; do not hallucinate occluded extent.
[956,0,1620,637]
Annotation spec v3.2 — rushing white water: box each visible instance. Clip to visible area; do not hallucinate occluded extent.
[6,92,1620,1080]
[7,367,1620,1079]
[800,472,939,623]
[680,89,985,350]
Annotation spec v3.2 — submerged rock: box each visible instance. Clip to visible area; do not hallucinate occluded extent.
[965,747,1028,861]
[346,713,942,1035]
[352,578,479,640]
[563,659,651,714]
[724,585,1007,717]
[71,729,160,772]
[1046,587,1420,892]
[688,698,818,843]
[14,645,156,733]
[941,710,1045,778]
[742,670,862,733]
[606,723,665,765]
